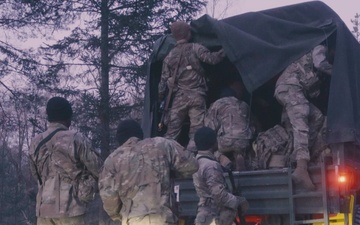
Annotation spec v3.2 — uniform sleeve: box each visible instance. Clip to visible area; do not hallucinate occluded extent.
[167,139,199,178]
[158,58,171,98]
[203,164,239,210]
[193,44,225,65]
[99,157,122,219]
[312,45,332,75]
[204,104,219,132]
[75,133,103,179]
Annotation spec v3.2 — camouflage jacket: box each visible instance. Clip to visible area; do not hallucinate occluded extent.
[158,41,225,97]
[99,137,198,224]
[193,151,240,212]
[275,45,332,97]
[205,96,253,145]
[29,122,102,218]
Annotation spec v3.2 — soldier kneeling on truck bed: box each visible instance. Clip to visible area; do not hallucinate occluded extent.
[273,44,332,191]
[205,82,255,171]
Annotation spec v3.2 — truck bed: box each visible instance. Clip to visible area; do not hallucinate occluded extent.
[175,159,346,224]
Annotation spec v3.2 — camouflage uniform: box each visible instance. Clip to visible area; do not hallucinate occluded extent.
[159,40,225,149]
[29,122,102,225]
[204,96,253,155]
[274,45,331,161]
[193,151,242,225]
[99,136,198,225]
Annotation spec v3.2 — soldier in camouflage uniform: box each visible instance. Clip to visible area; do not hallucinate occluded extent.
[99,119,198,225]
[158,21,226,151]
[28,97,102,225]
[193,127,249,225]
[205,86,254,171]
[274,45,332,191]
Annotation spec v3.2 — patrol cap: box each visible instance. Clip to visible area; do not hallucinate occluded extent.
[116,119,144,146]
[171,21,191,41]
[194,127,217,151]
[46,97,73,122]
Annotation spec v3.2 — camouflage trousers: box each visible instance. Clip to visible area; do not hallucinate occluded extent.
[218,137,249,155]
[165,90,206,151]
[126,214,177,225]
[275,85,324,161]
[195,206,236,225]
[37,215,85,225]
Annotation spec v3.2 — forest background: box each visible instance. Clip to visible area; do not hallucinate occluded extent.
[0,0,359,224]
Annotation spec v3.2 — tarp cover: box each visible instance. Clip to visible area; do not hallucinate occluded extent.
[142,1,360,145]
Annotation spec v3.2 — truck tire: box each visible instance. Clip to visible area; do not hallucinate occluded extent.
[354,204,360,225]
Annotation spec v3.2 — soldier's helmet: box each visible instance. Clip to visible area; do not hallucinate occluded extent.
[170,21,191,41]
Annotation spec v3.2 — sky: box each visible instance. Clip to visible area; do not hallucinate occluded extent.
[212,0,359,31]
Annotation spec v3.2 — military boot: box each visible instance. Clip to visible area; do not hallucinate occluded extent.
[292,159,316,191]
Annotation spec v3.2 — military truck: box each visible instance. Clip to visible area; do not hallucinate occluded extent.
[142,1,360,224]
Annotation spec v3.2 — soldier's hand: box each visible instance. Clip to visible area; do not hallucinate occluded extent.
[237,196,249,216]
[158,92,164,100]
[110,214,122,222]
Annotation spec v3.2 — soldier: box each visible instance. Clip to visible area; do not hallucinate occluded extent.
[99,119,198,225]
[28,97,102,225]
[274,44,332,191]
[158,21,226,151]
[193,127,249,225]
[205,85,254,171]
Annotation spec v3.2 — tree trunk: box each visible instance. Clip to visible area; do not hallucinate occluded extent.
[99,0,111,160]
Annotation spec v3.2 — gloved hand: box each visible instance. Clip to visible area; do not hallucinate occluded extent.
[237,196,249,216]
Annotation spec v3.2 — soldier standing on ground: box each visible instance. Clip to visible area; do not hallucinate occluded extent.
[274,44,332,191]
[205,84,254,171]
[28,97,102,225]
[193,127,249,225]
[158,21,226,151]
[99,119,198,225]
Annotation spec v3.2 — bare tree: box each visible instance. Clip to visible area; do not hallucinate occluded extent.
[205,0,234,19]
[351,13,360,42]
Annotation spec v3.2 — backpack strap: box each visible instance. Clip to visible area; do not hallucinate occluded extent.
[33,128,67,185]
[196,155,217,162]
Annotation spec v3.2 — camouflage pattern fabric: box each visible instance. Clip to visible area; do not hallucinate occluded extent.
[29,122,102,218]
[37,215,85,225]
[159,41,225,97]
[253,125,292,169]
[312,45,333,75]
[99,137,198,225]
[204,96,253,155]
[193,151,241,225]
[165,90,206,149]
[274,45,329,161]
[159,41,225,147]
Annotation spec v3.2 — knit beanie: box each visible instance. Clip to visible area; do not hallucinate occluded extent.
[46,97,73,122]
[171,21,191,41]
[194,127,217,151]
[116,119,144,146]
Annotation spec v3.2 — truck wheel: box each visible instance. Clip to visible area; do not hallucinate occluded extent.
[354,204,360,225]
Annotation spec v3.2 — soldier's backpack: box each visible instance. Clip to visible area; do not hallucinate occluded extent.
[253,125,292,169]
[34,129,98,203]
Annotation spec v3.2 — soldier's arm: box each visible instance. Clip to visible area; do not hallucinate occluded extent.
[99,158,122,220]
[312,45,332,75]
[204,104,218,131]
[193,43,225,65]
[75,133,103,179]
[166,139,199,178]
[204,164,239,210]
[158,59,171,99]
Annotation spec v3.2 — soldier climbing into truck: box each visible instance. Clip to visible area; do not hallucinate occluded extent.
[158,21,226,153]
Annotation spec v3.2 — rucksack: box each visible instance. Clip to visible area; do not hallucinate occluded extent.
[253,125,292,169]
